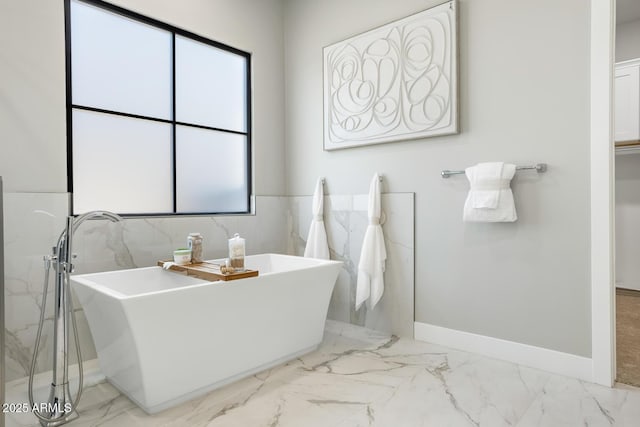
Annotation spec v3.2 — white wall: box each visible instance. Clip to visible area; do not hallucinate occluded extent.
[284,0,592,356]
[0,0,286,196]
[0,2,67,192]
[616,18,640,63]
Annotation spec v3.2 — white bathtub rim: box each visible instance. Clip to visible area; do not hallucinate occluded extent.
[71,254,343,300]
[71,269,216,300]
[72,264,339,300]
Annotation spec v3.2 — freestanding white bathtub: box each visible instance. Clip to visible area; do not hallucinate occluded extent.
[71,253,342,414]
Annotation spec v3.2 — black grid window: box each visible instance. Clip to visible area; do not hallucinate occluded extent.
[65,0,252,216]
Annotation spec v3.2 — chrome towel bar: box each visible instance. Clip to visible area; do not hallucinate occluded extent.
[441,163,547,178]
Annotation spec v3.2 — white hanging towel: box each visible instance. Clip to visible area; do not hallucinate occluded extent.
[355,173,387,310]
[463,162,517,222]
[303,178,330,259]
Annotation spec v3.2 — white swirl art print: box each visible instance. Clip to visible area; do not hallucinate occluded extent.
[323,1,458,150]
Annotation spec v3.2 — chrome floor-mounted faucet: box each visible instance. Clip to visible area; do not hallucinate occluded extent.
[29,210,122,426]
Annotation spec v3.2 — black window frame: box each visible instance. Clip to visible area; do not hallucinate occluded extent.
[64,0,252,217]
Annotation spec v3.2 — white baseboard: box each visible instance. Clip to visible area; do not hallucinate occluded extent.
[414,322,593,382]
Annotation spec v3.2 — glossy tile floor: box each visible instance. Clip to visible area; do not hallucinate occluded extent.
[7,320,640,427]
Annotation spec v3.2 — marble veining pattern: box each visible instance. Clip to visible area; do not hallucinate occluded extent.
[288,193,415,338]
[5,320,640,427]
[3,194,289,382]
[3,193,69,383]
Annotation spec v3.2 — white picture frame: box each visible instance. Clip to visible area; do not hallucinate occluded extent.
[323,1,458,150]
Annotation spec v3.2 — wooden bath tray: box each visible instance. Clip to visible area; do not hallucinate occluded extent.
[158,260,259,282]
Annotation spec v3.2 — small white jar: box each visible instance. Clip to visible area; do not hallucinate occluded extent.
[173,248,192,265]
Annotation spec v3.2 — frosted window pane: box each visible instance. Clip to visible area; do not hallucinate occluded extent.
[176,126,248,213]
[72,109,173,214]
[175,36,247,132]
[71,0,172,119]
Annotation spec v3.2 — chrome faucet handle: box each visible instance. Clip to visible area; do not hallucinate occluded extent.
[43,255,53,269]
[62,262,75,274]
[68,254,78,273]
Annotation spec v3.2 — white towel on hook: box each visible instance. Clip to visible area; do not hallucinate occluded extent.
[463,162,517,222]
[355,173,387,310]
[304,178,330,259]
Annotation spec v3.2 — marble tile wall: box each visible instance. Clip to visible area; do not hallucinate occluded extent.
[4,192,414,383]
[3,193,69,384]
[288,193,415,339]
[3,194,289,382]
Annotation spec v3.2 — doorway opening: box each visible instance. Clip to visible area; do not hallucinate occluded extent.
[614,0,640,388]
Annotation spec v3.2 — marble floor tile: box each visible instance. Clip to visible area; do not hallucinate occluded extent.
[5,320,640,427]
[516,375,640,427]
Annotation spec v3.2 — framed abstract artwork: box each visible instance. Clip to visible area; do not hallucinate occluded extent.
[323,1,458,150]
